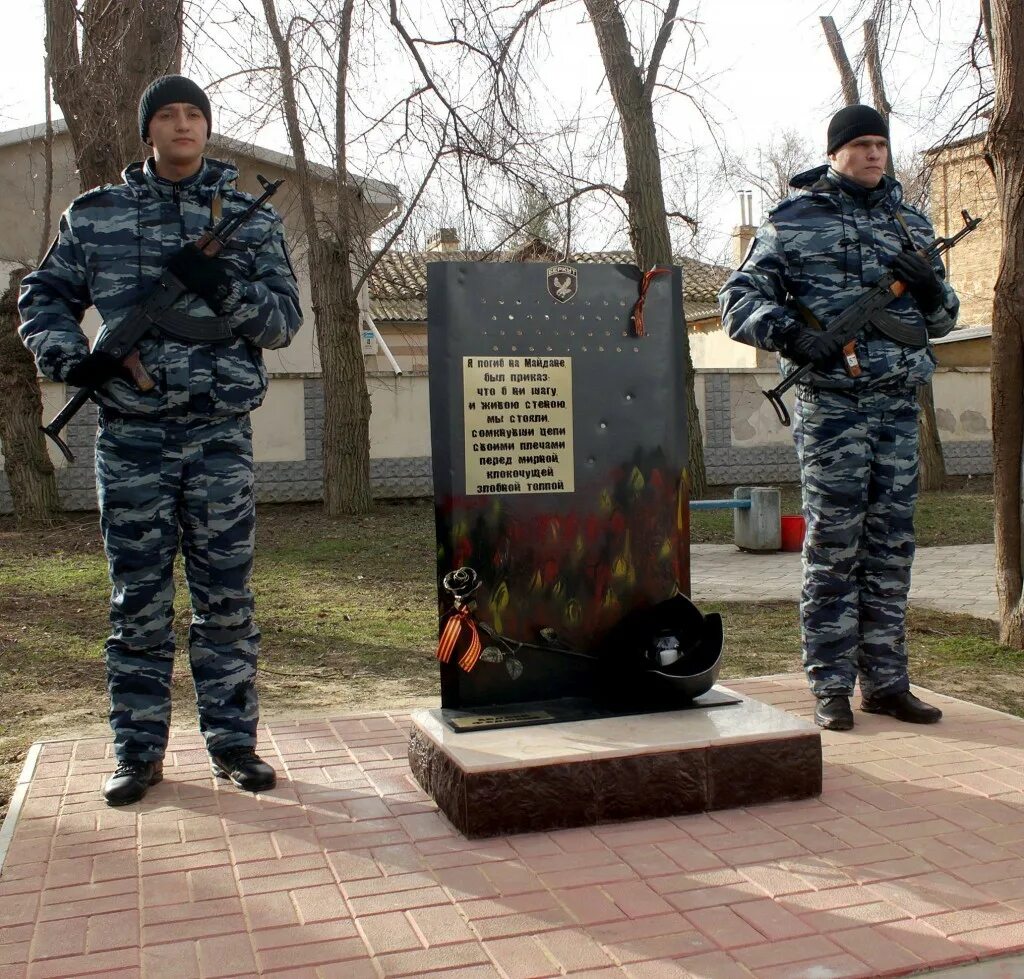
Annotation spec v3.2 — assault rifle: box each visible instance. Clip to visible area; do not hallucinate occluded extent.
[41,174,284,463]
[763,208,981,427]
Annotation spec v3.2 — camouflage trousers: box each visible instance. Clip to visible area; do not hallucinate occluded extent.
[793,389,919,699]
[95,413,259,762]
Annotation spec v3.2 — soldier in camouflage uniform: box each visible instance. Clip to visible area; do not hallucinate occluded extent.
[718,105,959,731]
[19,76,302,802]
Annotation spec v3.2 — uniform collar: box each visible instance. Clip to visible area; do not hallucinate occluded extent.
[826,167,894,208]
[121,157,240,201]
[787,163,903,210]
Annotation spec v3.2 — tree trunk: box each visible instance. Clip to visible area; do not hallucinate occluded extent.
[916,382,946,490]
[312,239,372,516]
[821,16,860,105]
[988,0,1024,646]
[0,268,61,526]
[45,0,184,189]
[38,61,55,263]
[582,0,707,497]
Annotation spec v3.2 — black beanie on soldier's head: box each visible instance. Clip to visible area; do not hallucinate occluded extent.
[826,104,889,155]
[138,75,212,142]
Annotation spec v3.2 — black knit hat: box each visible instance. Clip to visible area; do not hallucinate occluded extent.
[138,75,212,141]
[826,104,889,154]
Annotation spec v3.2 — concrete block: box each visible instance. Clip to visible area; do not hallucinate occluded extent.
[733,486,781,552]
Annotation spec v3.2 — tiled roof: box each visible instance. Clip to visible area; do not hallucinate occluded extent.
[368,247,729,325]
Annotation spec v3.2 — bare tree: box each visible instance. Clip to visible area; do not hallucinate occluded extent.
[582,0,707,495]
[253,0,464,515]
[45,1,185,189]
[506,184,565,248]
[473,0,709,494]
[893,153,930,210]
[727,130,818,215]
[259,0,376,515]
[987,0,1024,646]
[864,16,946,488]
[1,2,184,524]
[38,65,55,263]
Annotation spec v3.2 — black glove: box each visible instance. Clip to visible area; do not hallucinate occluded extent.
[891,251,945,314]
[64,350,128,389]
[167,244,235,312]
[781,328,845,368]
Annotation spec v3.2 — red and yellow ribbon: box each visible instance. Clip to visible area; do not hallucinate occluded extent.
[436,607,483,672]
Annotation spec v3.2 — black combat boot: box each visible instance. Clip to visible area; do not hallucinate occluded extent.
[814,695,854,731]
[861,690,942,724]
[210,747,277,792]
[103,759,163,806]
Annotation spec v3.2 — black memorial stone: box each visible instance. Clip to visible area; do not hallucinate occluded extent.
[427,261,713,720]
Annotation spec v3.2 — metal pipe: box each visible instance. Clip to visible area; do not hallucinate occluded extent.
[363,311,403,376]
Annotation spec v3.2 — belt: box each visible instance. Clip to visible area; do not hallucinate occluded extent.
[797,380,915,404]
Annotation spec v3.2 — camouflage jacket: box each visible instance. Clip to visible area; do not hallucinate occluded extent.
[19,157,302,419]
[718,165,958,391]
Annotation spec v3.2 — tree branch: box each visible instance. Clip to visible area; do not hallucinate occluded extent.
[352,135,450,296]
[665,209,697,232]
[259,0,319,245]
[642,0,679,102]
[37,58,55,266]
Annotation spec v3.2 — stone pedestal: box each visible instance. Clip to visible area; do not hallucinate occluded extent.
[408,687,821,838]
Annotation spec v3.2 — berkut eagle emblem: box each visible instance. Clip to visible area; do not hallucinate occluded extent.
[546,265,577,303]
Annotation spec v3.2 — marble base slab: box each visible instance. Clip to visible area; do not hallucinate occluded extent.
[408,685,822,837]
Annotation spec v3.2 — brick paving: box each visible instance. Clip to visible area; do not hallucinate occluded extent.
[4,677,1024,977]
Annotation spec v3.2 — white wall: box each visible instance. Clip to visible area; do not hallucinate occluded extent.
[5,366,993,478]
[932,367,991,442]
[252,378,306,461]
[368,371,430,458]
[711,366,990,450]
[725,369,798,447]
[690,328,758,370]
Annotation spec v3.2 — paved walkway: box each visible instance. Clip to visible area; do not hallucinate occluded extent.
[0,543,1008,977]
[691,543,998,621]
